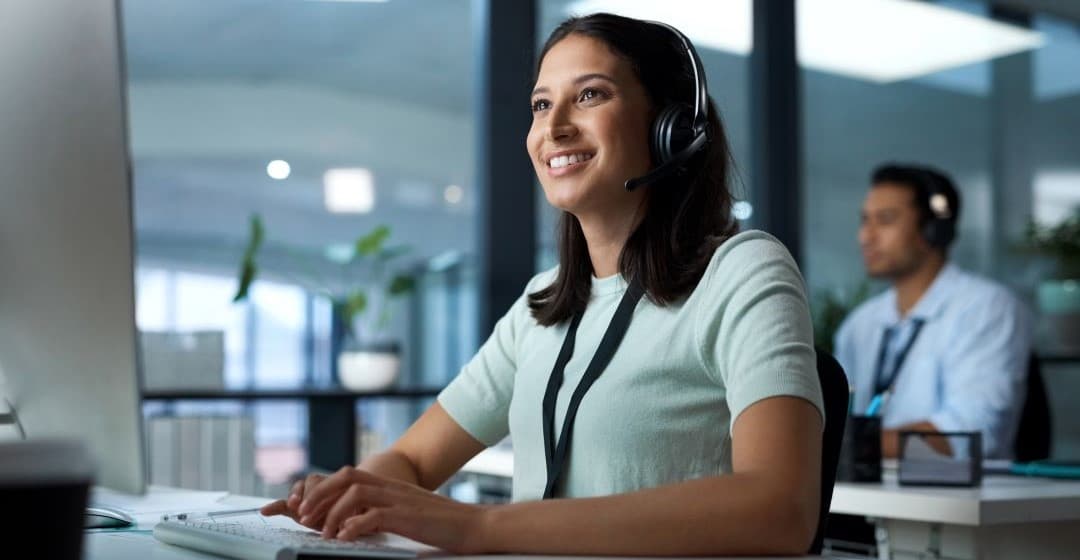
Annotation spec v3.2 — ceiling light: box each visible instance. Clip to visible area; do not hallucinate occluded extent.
[323,168,374,214]
[444,184,464,205]
[266,160,291,180]
[567,0,1043,83]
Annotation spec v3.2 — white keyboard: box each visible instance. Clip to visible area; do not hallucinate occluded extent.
[153,520,419,560]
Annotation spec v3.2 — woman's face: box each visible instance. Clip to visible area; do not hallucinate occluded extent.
[527,34,653,217]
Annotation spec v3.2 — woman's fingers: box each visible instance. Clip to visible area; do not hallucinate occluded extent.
[262,473,326,524]
[303,473,325,499]
[321,483,400,538]
[337,508,395,541]
[300,467,382,517]
[259,499,289,516]
[320,483,364,538]
[286,480,304,510]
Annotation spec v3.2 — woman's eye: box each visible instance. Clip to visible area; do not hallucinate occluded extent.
[578,88,606,102]
[531,99,550,113]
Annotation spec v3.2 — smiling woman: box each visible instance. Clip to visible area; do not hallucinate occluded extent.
[261,12,826,557]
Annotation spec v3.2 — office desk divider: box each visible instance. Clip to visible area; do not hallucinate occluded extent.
[898,430,982,487]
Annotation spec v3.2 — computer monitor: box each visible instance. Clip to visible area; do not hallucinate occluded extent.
[0,0,146,495]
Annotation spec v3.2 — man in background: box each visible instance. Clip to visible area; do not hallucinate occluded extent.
[835,163,1033,459]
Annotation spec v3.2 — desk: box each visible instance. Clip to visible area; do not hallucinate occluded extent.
[831,472,1080,560]
[460,449,1080,560]
[84,531,826,560]
[82,486,826,559]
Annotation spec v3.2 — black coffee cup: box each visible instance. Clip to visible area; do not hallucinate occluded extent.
[0,439,94,560]
[836,415,882,483]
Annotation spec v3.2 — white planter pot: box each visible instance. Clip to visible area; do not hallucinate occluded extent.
[337,350,401,392]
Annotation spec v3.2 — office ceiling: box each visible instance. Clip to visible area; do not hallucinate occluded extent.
[122,0,474,113]
[120,0,1080,274]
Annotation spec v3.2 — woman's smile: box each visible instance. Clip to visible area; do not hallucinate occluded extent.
[545,150,595,177]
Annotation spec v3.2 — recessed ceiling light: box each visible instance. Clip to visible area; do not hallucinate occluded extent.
[444,184,464,205]
[324,168,375,214]
[266,160,291,180]
[567,0,1043,83]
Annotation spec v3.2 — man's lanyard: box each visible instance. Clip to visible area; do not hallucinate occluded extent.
[541,278,645,499]
[872,318,926,397]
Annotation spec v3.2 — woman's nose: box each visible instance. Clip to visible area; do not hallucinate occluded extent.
[546,108,577,141]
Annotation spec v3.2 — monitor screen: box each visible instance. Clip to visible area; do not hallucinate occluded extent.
[0,0,146,494]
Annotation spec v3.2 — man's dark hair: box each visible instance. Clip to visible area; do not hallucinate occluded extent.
[871,163,961,249]
[528,13,740,326]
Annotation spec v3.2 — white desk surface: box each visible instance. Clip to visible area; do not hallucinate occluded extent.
[461,448,1080,527]
[85,532,826,560]
[831,471,1080,526]
[85,486,826,559]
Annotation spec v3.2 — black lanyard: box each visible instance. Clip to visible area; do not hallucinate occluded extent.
[872,318,926,396]
[541,278,645,499]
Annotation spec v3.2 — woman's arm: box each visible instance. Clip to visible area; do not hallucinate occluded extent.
[306,395,823,556]
[262,402,485,522]
[359,401,487,489]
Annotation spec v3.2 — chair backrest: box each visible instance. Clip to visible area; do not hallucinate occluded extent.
[809,349,849,555]
[1014,353,1052,463]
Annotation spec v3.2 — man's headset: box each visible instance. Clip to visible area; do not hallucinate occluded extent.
[624,21,711,192]
[915,169,957,250]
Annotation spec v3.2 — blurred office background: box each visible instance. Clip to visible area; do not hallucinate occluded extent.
[119,0,1080,496]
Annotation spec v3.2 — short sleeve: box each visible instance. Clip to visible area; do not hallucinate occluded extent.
[694,233,825,432]
[437,273,546,446]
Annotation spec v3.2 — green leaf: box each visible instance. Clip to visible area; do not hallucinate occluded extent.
[241,215,264,259]
[233,214,265,302]
[343,291,368,324]
[355,226,391,257]
[250,214,264,249]
[233,260,257,302]
[388,274,415,296]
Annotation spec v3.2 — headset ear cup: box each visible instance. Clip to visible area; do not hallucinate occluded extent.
[651,104,696,165]
[922,220,955,249]
[922,222,942,248]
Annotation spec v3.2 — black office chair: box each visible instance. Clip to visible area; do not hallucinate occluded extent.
[1014,353,1052,463]
[808,349,849,555]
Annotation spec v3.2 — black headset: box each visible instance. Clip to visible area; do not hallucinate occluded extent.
[624,21,711,192]
[916,169,957,249]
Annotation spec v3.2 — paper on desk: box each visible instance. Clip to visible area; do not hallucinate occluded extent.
[90,486,233,528]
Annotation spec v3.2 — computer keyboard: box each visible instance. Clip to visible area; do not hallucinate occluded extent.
[153,520,419,560]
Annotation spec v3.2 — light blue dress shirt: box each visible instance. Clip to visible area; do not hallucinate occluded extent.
[834,263,1033,458]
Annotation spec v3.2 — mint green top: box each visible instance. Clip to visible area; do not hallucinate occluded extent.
[438,230,824,502]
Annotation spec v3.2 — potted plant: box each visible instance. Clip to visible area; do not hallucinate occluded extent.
[232,214,416,391]
[1021,208,1080,353]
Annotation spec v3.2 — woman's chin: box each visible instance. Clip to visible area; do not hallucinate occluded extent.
[542,189,585,214]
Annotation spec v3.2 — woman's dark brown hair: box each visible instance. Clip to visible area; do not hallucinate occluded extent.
[528,13,740,326]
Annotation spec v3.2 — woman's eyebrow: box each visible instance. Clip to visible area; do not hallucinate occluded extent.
[531,72,618,96]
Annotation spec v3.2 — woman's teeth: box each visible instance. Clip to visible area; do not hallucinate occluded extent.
[549,153,594,169]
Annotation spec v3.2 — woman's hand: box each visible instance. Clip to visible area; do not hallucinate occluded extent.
[298,466,490,554]
[259,472,329,530]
